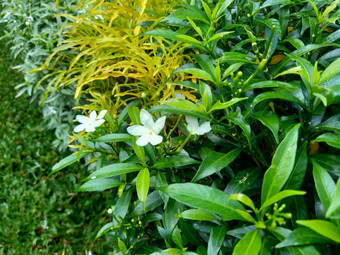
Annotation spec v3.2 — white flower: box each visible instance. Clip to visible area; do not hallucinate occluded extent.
[127,109,166,146]
[186,116,211,135]
[42,219,48,230]
[107,208,113,214]
[73,110,107,133]
[174,92,185,99]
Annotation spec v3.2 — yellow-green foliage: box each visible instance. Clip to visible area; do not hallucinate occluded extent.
[35,0,193,117]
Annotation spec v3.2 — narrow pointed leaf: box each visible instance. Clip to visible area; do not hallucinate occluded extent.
[232,229,262,255]
[208,226,226,255]
[136,168,150,210]
[297,220,340,243]
[77,178,122,192]
[85,163,143,181]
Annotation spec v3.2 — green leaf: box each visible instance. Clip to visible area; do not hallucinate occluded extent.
[251,111,280,143]
[158,183,245,220]
[261,124,300,205]
[312,160,336,211]
[318,114,340,132]
[261,0,291,8]
[320,58,340,84]
[220,52,255,64]
[118,239,127,254]
[162,5,209,24]
[85,163,143,181]
[95,222,115,241]
[260,190,306,212]
[136,168,150,210]
[179,219,201,246]
[76,178,122,192]
[224,167,262,194]
[208,225,226,255]
[180,209,217,221]
[243,81,292,91]
[284,142,308,190]
[114,188,133,219]
[173,64,215,82]
[51,151,89,175]
[310,154,340,176]
[150,105,209,120]
[195,54,216,80]
[153,155,200,169]
[161,98,205,113]
[209,98,248,113]
[128,105,141,125]
[131,191,163,217]
[229,193,256,211]
[132,136,146,163]
[232,229,262,255]
[326,179,340,218]
[172,226,183,249]
[276,227,333,248]
[192,148,241,182]
[224,112,252,147]
[297,220,340,243]
[94,133,132,143]
[312,133,340,149]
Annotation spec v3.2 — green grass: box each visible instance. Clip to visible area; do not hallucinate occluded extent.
[0,25,112,254]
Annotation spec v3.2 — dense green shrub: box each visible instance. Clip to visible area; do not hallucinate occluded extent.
[36,0,340,254]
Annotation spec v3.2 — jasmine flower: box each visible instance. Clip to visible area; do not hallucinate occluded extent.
[73,110,107,133]
[186,116,211,135]
[127,109,166,146]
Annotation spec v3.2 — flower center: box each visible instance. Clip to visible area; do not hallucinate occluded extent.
[149,131,153,135]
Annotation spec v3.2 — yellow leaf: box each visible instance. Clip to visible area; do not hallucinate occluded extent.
[269,55,285,65]
[309,142,319,154]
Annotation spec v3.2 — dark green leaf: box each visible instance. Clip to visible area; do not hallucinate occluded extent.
[94,133,132,143]
[153,155,200,169]
[192,148,241,182]
[312,133,340,149]
[251,111,280,143]
[85,163,143,181]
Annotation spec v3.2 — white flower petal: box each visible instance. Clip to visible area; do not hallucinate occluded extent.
[73,123,87,133]
[85,126,96,132]
[89,111,97,121]
[140,109,154,129]
[76,115,89,124]
[98,110,107,119]
[127,125,148,136]
[152,116,166,134]
[186,116,199,132]
[195,121,211,135]
[93,119,105,128]
[136,134,150,146]
[149,134,163,146]
[175,92,185,99]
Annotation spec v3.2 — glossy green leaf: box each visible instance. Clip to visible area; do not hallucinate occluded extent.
[225,167,262,194]
[192,148,241,182]
[224,112,252,147]
[284,142,308,190]
[180,209,217,221]
[312,160,336,211]
[158,183,245,220]
[94,133,132,143]
[209,98,248,113]
[318,114,340,132]
[136,168,150,210]
[195,54,216,80]
[153,155,200,169]
[261,124,300,205]
[173,64,214,82]
[162,5,209,24]
[232,229,262,255]
[297,220,340,243]
[114,188,133,219]
[179,219,201,246]
[320,58,340,84]
[229,193,256,211]
[208,225,226,255]
[76,178,122,192]
[150,105,209,120]
[51,151,89,175]
[261,0,291,8]
[260,190,306,212]
[310,154,340,176]
[243,81,292,92]
[131,191,163,217]
[128,105,141,125]
[172,226,183,249]
[251,111,280,143]
[132,136,146,163]
[220,52,255,64]
[312,133,340,149]
[161,98,205,113]
[95,222,115,241]
[118,239,127,254]
[85,163,143,181]
[276,227,332,248]
[326,179,340,218]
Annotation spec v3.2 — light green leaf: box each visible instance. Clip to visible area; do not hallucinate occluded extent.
[94,133,132,143]
[136,168,150,210]
[209,98,248,113]
[51,151,89,175]
[77,178,122,192]
[85,163,143,181]
[261,124,300,204]
[229,193,256,211]
[158,183,245,220]
[232,229,262,255]
[326,179,340,218]
[260,190,306,212]
[312,133,340,149]
[320,57,340,84]
[95,222,115,241]
[297,220,340,243]
[208,225,226,255]
[180,209,218,221]
[312,160,336,211]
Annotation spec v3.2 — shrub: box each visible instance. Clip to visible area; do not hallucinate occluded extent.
[50,0,340,254]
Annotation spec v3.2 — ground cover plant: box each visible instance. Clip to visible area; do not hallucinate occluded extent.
[0,23,113,254]
[3,0,340,254]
